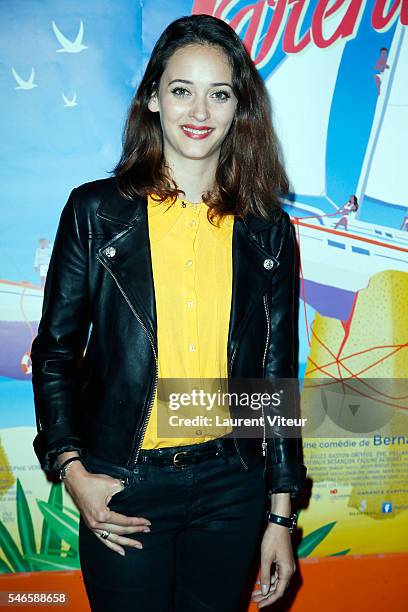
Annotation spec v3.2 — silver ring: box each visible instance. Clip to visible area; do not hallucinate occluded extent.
[99,530,110,540]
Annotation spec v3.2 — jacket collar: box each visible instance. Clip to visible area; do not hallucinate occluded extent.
[95,179,280,363]
[95,177,277,234]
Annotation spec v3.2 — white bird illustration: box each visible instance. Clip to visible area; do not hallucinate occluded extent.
[12,66,38,90]
[62,92,78,107]
[52,19,88,53]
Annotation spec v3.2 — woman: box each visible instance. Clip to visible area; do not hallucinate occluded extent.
[31,14,307,612]
[333,195,359,230]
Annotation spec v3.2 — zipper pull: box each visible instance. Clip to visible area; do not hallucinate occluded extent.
[262,441,267,457]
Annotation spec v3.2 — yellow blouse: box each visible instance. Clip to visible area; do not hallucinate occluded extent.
[140,193,234,449]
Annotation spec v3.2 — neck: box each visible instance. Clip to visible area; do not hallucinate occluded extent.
[163,145,219,203]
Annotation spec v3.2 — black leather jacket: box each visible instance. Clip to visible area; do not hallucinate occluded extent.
[31,177,307,498]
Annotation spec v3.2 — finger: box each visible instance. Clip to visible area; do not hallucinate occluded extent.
[111,534,144,550]
[93,532,126,556]
[94,533,143,548]
[112,478,126,492]
[106,483,126,503]
[260,565,271,596]
[94,521,151,535]
[252,575,278,597]
[251,581,278,601]
[100,508,151,527]
[93,529,144,550]
[254,571,278,588]
[251,586,278,601]
[252,578,278,592]
[270,570,278,584]
[257,578,290,608]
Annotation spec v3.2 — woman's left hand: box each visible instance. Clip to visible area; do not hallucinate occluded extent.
[251,523,296,609]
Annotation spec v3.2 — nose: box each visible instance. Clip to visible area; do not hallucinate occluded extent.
[188,94,210,122]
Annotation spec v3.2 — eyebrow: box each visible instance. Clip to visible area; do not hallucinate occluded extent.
[168,79,233,88]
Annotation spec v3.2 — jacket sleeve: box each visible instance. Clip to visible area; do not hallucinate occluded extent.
[264,213,307,499]
[31,188,90,475]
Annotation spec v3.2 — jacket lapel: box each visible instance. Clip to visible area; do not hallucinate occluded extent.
[228,218,279,365]
[95,186,157,344]
[95,180,280,361]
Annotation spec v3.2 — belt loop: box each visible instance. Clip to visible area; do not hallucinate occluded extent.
[137,463,148,481]
[215,438,230,463]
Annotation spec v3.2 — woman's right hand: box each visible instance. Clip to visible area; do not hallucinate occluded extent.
[62,461,151,556]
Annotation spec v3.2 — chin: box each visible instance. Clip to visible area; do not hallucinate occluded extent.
[178,145,214,160]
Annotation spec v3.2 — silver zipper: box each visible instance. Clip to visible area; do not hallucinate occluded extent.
[96,253,158,468]
[229,347,237,374]
[228,344,248,470]
[261,295,270,458]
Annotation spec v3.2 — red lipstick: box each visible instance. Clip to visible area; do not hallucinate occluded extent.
[180,124,214,140]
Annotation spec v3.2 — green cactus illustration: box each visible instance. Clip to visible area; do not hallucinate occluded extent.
[0,478,81,573]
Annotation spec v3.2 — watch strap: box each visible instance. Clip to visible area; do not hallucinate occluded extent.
[267,511,298,532]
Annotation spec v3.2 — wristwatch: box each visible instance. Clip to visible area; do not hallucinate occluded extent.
[267,511,298,533]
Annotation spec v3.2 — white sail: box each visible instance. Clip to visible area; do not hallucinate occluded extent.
[264,4,349,196]
[358,22,408,207]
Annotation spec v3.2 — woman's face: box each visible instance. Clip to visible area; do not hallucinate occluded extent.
[148,44,237,163]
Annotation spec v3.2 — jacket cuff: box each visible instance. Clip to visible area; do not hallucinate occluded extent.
[33,422,85,474]
[266,462,307,498]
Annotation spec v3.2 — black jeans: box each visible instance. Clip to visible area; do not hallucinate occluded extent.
[78,441,268,612]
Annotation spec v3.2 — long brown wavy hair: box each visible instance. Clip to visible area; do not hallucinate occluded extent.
[111,14,289,225]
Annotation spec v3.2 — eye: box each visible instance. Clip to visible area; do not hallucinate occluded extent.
[211,90,231,101]
[170,87,190,97]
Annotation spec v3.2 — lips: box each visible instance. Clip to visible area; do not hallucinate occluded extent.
[180,125,214,140]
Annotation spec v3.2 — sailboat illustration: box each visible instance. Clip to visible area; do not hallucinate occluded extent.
[266,20,408,322]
